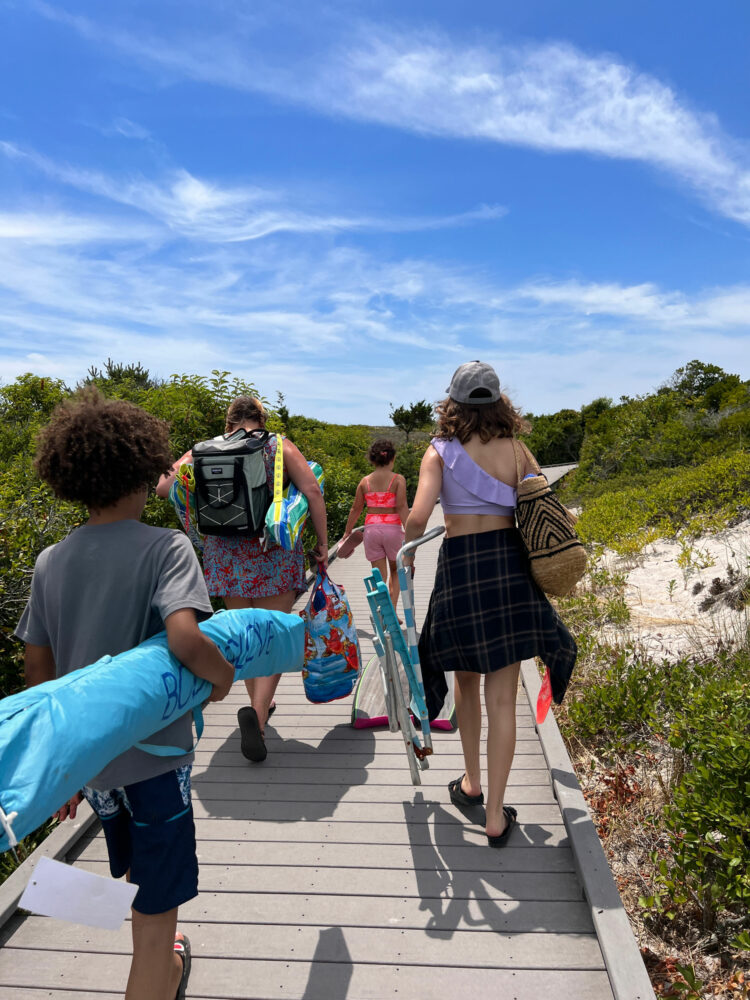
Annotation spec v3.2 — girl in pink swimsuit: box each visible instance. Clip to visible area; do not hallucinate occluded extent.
[342,439,409,609]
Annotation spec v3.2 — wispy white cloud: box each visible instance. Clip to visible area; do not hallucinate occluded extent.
[0,221,745,420]
[28,5,750,226]
[0,140,505,242]
[109,117,151,140]
[0,211,157,243]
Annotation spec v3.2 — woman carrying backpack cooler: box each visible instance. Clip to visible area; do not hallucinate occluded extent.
[157,396,327,763]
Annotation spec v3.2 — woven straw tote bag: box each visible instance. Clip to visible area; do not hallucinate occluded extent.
[512,440,586,596]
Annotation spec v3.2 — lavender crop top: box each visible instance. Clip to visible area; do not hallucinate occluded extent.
[431,437,517,516]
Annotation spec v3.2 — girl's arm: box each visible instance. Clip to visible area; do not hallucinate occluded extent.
[404,447,442,559]
[395,475,410,527]
[155,449,193,499]
[283,439,329,568]
[343,480,366,537]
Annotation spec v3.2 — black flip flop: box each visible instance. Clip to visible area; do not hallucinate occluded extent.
[267,702,276,718]
[237,706,267,762]
[487,806,517,848]
[448,775,484,807]
[174,933,191,1000]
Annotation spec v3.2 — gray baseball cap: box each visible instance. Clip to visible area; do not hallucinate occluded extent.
[446,361,501,405]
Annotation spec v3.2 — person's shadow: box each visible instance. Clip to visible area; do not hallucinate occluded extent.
[300,927,353,999]
[192,722,377,823]
[404,792,560,938]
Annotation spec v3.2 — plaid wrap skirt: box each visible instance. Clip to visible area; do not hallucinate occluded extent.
[418,528,577,718]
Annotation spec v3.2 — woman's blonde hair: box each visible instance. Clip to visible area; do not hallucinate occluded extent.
[434,394,530,444]
[225,395,267,433]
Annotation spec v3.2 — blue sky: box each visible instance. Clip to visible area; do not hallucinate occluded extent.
[1,0,749,423]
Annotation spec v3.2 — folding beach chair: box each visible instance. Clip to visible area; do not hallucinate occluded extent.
[363,525,445,784]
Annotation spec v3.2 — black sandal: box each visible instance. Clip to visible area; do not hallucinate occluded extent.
[487,806,517,848]
[448,775,484,807]
[174,933,191,1000]
[238,706,267,762]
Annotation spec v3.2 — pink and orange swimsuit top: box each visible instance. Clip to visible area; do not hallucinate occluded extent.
[364,475,403,526]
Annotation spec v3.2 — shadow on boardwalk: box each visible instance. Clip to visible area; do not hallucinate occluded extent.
[192,722,377,822]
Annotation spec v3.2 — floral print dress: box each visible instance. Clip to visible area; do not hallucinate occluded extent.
[202,435,306,598]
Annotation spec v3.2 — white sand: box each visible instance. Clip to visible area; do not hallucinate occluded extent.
[598,519,750,660]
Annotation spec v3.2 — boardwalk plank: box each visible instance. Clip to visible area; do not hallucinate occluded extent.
[72,859,586,901]
[190,759,547,776]
[6,919,605,968]
[75,838,577,873]
[185,818,570,848]
[178,892,595,933]
[0,952,614,1000]
[187,769,555,800]
[189,800,563,823]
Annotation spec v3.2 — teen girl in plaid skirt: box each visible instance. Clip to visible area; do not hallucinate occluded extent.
[404,363,576,847]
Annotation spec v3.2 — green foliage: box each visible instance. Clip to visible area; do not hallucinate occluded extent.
[666,359,738,400]
[83,357,160,394]
[565,364,750,501]
[142,371,263,457]
[281,420,372,543]
[0,459,82,697]
[389,400,433,442]
[395,440,430,505]
[561,615,750,937]
[654,658,750,929]
[563,647,662,747]
[523,408,585,465]
[274,391,290,433]
[576,451,750,554]
[0,374,69,472]
[0,819,56,884]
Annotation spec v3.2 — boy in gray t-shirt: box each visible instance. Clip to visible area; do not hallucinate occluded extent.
[15,389,234,1000]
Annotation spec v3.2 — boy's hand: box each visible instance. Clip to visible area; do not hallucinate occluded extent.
[54,791,83,823]
[166,608,236,700]
[208,664,234,703]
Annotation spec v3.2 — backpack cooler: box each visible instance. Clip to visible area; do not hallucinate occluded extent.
[193,429,270,537]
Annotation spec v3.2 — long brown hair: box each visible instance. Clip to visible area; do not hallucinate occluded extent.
[225,395,267,433]
[434,394,530,444]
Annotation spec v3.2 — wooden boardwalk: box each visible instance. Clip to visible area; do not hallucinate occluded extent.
[0,507,653,999]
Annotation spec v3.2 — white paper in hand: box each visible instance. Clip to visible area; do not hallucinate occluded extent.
[19,856,138,930]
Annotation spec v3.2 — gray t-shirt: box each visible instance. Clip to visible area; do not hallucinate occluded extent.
[15,520,213,790]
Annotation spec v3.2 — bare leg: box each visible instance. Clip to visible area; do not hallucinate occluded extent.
[127,907,182,1000]
[454,671,482,798]
[371,557,388,588]
[483,662,521,838]
[223,596,256,705]
[244,590,296,731]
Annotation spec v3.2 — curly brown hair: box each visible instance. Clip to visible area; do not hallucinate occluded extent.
[434,395,531,444]
[225,395,267,433]
[34,388,173,509]
[367,439,396,466]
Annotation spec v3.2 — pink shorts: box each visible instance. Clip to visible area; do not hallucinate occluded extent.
[364,523,405,563]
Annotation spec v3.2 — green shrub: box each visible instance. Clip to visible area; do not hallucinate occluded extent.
[0,459,83,696]
[562,647,665,747]
[652,659,750,929]
[576,451,750,553]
